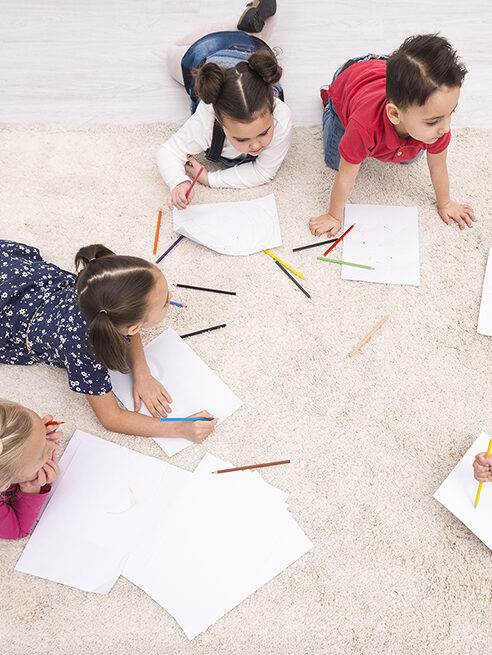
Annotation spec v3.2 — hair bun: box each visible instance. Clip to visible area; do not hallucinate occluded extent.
[247,50,282,86]
[193,62,226,105]
[74,244,115,271]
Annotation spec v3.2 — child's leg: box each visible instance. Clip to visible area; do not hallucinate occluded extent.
[322,99,344,171]
[167,10,277,85]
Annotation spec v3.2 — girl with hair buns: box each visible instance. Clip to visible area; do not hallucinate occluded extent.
[0,399,60,539]
[161,1,293,210]
[0,240,217,442]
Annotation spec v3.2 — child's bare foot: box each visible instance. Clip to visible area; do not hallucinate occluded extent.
[309,214,341,237]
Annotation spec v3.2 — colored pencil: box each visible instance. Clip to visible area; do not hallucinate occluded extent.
[275,260,311,298]
[348,315,389,357]
[317,256,373,270]
[323,223,355,256]
[175,283,236,296]
[153,209,162,255]
[292,238,337,252]
[212,459,291,474]
[45,421,64,426]
[180,324,226,339]
[263,250,305,280]
[474,438,492,508]
[170,301,186,308]
[160,417,214,422]
[156,234,184,264]
[185,165,204,199]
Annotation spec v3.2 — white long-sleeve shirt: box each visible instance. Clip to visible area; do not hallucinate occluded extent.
[156,98,293,190]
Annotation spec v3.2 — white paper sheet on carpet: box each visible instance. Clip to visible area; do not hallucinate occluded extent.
[173,193,282,256]
[15,432,191,592]
[123,454,313,640]
[341,204,420,286]
[434,432,492,551]
[109,328,243,456]
[477,248,492,336]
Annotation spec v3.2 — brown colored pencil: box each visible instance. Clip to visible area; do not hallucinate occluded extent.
[349,315,389,357]
[212,459,291,474]
[153,210,162,255]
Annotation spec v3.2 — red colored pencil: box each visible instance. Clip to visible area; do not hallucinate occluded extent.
[153,210,162,255]
[323,223,355,256]
[185,166,204,200]
[45,421,64,426]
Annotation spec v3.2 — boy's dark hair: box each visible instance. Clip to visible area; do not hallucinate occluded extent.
[75,244,156,373]
[386,34,467,109]
[193,49,282,124]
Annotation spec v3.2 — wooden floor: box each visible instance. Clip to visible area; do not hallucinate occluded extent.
[0,0,490,127]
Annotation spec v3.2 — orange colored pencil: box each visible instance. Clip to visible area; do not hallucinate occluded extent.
[212,459,290,474]
[153,210,162,255]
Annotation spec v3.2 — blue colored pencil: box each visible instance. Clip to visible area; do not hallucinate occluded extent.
[170,301,185,307]
[160,417,214,422]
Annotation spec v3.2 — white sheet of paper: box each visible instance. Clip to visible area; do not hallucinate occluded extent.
[15,431,191,592]
[110,328,243,456]
[123,455,312,640]
[340,204,420,286]
[477,248,492,336]
[434,432,492,551]
[173,193,282,256]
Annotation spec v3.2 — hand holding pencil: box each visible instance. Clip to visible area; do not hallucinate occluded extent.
[473,451,492,484]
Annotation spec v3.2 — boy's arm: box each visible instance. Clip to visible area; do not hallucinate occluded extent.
[427,149,476,229]
[309,157,361,236]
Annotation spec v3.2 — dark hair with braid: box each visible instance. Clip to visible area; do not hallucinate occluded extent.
[75,245,156,373]
[386,34,467,110]
[193,49,282,124]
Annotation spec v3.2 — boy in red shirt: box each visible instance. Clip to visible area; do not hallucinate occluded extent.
[310,34,476,237]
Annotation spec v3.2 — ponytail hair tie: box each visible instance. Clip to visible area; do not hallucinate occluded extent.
[89,257,96,262]
[99,309,107,314]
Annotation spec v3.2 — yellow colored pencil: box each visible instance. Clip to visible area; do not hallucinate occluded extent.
[474,438,492,508]
[263,250,305,280]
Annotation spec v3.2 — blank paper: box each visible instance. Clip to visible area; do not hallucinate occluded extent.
[477,248,492,336]
[15,432,190,592]
[173,193,282,256]
[434,432,492,551]
[341,204,420,286]
[123,455,312,640]
[110,328,243,456]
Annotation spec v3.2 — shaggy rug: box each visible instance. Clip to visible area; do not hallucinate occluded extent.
[0,122,491,654]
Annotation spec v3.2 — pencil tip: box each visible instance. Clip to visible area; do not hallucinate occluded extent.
[212,471,217,474]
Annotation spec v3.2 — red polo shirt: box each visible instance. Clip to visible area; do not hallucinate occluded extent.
[328,59,451,165]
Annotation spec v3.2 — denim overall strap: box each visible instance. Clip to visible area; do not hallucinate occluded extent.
[205,120,258,164]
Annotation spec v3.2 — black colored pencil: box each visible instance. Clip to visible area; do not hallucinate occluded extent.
[180,324,227,339]
[175,283,236,296]
[292,238,337,252]
[274,260,311,299]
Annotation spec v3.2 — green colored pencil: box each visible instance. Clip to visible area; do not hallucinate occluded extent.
[317,256,374,270]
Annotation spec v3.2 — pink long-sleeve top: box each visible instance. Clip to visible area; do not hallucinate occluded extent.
[0,484,51,539]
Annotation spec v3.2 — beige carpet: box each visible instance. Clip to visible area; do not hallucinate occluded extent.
[0,123,491,655]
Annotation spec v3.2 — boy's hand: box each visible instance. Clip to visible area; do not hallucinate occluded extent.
[309,213,341,237]
[132,370,172,418]
[473,452,492,483]
[167,181,193,211]
[185,155,209,187]
[438,200,476,230]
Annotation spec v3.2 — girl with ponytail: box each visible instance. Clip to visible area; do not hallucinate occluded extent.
[160,1,293,210]
[0,240,216,443]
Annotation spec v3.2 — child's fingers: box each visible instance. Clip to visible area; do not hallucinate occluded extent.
[132,390,141,413]
[42,414,54,425]
[167,194,174,211]
[159,386,173,404]
[157,392,172,414]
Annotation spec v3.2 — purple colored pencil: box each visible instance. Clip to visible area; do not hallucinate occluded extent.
[156,235,184,264]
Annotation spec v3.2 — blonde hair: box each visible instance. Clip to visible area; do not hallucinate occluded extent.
[0,399,33,492]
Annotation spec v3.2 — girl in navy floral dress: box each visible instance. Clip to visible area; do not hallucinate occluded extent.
[0,240,216,443]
